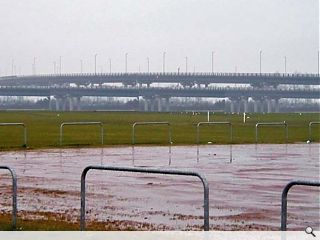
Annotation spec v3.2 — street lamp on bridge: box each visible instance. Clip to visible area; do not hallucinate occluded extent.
[211,51,215,74]
[163,51,166,73]
[185,56,188,73]
[125,53,128,73]
[59,56,62,75]
[259,50,262,74]
[94,54,98,75]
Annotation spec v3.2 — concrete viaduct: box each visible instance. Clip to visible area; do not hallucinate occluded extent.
[0,72,318,112]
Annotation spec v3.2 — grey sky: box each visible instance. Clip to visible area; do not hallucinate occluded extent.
[0,0,318,75]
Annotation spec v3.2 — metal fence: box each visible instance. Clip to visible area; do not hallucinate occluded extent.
[60,122,104,146]
[196,122,233,162]
[281,180,320,231]
[196,121,233,144]
[255,121,288,143]
[0,166,17,230]
[0,123,27,147]
[132,122,172,145]
[80,165,209,231]
[308,122,320,142]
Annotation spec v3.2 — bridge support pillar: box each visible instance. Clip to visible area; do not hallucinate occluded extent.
[55,98,61,111]
[243,99,249,113]
[230,101,235,113]
[62,98,67,111]
[68,97,74,111]
[74,97,81,111]
[48,96,53,111]
[253,100,259,113]
[267,99,272,113]
[157,97,162,112]
[275,99,280,113]
[165,98,170,112]
[144,99,149,112]
[150,99,155,112]
[236,101,241,113]
[260,100,265,113]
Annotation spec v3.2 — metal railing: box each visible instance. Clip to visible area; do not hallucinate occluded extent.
[80,166,209,231]
[255,121,288,143]
[0,123,27,147]
[60,122,104,146]
[281,180,320,231]
[196,122,233,162]
[132,122,172,145]
[196,122,233,144]
[308,122,320,142]
[0,166,17,230]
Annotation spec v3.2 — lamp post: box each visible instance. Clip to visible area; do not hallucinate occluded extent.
[53,61,56,74]
[284,56,287,74]
[318,50,319,76]
[80,59,83,74]
[109,58,112,74]
[211,51,214,74]
[185,56,188,73]
[11,59,14,75]
[259,50,262,74]
[94,54,98,75]
[147,57,150,73]
[33,57,36,75]
[163,51,166,73]
[59,56,62,75]
[125,53,128,73]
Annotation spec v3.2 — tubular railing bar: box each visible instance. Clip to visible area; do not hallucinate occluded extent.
[0,123,27,146]
[255,121,288,143]
[281,180,320,231]
[196,122,233,144]
[0,166,17,230]
[308,122,320,142]
[196,122,232,162]
[80,165,209,231]
[132,122,172,145]
[59,122,104,146]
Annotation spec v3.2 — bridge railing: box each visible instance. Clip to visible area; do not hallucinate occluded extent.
[2,72,319,79]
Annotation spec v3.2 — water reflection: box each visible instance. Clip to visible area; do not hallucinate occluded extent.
[197,144,233,163]
[132,145,171,167]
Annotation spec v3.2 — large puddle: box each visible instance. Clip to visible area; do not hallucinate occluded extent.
[0,144,319,230]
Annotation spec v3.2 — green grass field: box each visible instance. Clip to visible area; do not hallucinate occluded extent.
[0,111,319,150]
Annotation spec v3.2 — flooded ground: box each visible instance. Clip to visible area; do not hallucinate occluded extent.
[0,144,319,230]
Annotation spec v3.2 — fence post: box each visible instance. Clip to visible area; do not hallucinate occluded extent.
[132,122,172,145]
[308,122,320,142]
[255,121,288,143]
[0,166,17,230]
[281,180,320,231]
[0,123,27,147]
[80,166,209,231]
[60,122,104,146]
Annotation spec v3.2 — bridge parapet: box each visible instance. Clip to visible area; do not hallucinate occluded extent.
[0,72,319,87]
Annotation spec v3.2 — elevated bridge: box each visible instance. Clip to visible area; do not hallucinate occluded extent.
[0,72,319,87]
[0,84,318,113]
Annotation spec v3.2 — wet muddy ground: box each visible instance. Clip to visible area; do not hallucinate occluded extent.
[0,144,319,230]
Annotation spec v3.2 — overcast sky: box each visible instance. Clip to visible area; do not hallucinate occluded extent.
[0,0,318,75]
